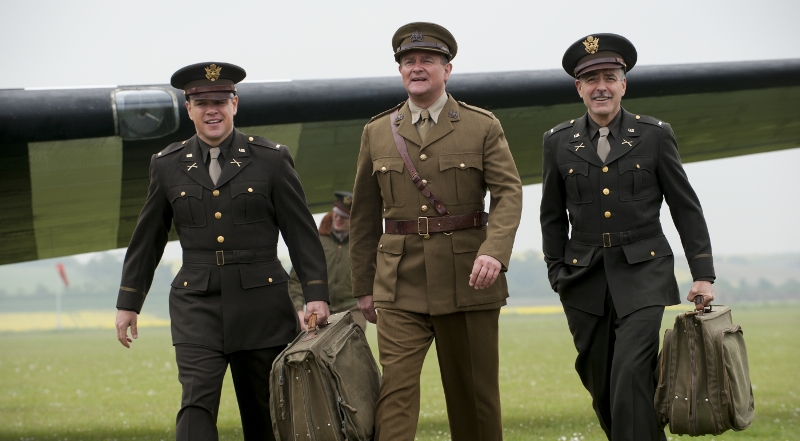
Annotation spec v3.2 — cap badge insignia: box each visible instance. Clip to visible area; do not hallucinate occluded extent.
[411,31,424,42]
[343,195,352,205]
[395,113,405,122]
[205,64,222,81]
[583,36,599,54]
[448,111,459,119]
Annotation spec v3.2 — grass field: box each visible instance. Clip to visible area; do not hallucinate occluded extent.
[1,304,798,441]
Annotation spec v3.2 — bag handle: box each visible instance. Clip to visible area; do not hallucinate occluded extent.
[301,313,319,342]
[389,109,449,216]
[693,295,713,315]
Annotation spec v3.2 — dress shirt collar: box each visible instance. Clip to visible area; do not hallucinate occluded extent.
[408,91,449,125]
[587,110,623,141]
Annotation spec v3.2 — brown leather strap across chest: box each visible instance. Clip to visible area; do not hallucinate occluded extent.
[390,109,449,216]
[385,211,488,236]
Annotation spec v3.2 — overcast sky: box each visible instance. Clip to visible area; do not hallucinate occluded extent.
[2,0,799,260]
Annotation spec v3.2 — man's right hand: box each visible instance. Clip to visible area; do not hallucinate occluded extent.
[358,295,377,324]
[115,310,138,348]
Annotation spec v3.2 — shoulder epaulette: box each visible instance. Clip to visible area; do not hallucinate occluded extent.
[156,141,186,158]
[546,119,576,137]
[368,102,405,124]
[457,101,494,118]
[246,135,281,150]
[634,114,668,128]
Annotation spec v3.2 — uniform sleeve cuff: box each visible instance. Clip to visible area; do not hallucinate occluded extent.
[688,256,715,281]
[303,284,330,304]
[116,289,145,314]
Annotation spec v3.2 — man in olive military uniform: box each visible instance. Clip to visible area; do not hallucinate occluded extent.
[350,22,523,441]
[540,34,716,441]
[289,191,366,330]
[114,62,330,441]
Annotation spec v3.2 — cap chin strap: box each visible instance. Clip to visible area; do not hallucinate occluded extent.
[184,84,237,96]
[574,57,626,77]
[396,42,451,58]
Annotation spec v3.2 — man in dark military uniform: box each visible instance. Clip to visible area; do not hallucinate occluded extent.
[114,62,330,441]
[350,23,523,441]
[289,191,366,330]
[540,34,716,441]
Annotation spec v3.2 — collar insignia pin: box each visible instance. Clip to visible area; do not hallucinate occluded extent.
[231,158,242,167]
[575,143,585,151]
[583,36,599,54]
[205,64,222,81]
[573,133,580,138]
[396,113,405,122]
[622,139,633,146]
[187,163,198,170]
[410,31,424,42]
[448,111,459,119]
[628,128,635,132]
[186,153,193,157]
[239,148,245,152]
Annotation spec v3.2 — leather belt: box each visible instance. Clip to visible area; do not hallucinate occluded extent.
[570,223,663,248]
[385,211,488,236]
[183,247,278,266]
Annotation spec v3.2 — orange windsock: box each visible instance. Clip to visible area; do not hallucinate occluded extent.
[56,263,69,287]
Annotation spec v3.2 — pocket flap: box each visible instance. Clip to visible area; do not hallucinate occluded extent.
[439,153,483,171]
[240,261,289,289]
[564,241,595,267]
[230,180,269,197]
[373,157,405,175]
[558,161,589,178]
[621,235,673,264]
[451,230,483,253]
[171,267,210,291]
[619,156,654,173]
[168,184,203,202]
[378,234,405,255]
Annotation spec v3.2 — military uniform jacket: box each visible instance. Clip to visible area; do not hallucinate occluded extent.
[116,129,329,353]
[540,109,715,317]
[350,95,523,315]
[289,213,354,313]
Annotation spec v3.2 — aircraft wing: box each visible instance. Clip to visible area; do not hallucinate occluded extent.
[1,59,798,265]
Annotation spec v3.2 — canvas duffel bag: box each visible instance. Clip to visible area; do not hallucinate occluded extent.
[270,311,381,441]
[654,300,754,436]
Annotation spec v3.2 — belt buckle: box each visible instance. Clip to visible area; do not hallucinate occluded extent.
[417,217,430,239]
[602,233,612,248]
[216,250,225,266]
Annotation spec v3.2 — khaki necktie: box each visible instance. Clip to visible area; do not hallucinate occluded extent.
[597,127,611,162]
[209,147,221,185]
[418,109,431,141]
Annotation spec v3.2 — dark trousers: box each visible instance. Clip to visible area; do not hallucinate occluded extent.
[174,343,283,441]
[563,292,667,441]
[374,308,502,441]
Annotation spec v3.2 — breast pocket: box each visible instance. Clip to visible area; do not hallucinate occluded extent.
[558,161,593,204]
[373,157,406,208]
[231,181,270,224]
[619,156,654,201]
[168,184,206,227]
[437,153,484,205]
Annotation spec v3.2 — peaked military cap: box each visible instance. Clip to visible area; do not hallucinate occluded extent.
[170,62,246,99]
[392,22,457,62]
[562,33,637,78]
[333,191,353,218]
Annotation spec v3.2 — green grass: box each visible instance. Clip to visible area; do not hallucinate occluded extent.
[1,304,798,441]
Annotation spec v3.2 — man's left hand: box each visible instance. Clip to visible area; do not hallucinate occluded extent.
[305,301,330,328]
[469,255,502,290]
[687,280,715,306]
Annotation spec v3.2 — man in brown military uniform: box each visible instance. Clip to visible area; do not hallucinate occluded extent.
[289,191,367,330]
[540,34,716,441]
[350,22,523,441]
[114,62,330,441]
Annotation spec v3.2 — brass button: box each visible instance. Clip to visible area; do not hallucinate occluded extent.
[636,164,641,169]
[217,236,224,243]
[635,115,641,120]
[603,188,610,195]
[180,191,186,196]
[460,163,466,168]
[604,211,611,218]
[381,166,387,172]
[379,243,383,249]
[183,281,187,287]
[215,212,222,219]
[651,251,656,257]
[249,136,254,141]
[421,205,428,212]
[572,259,578,264]
[248,188,253,193]
[213,190,220,196]
[569,169,573,174]
[268,278,273,283]
[423,234,430,240]
[182,141,186,145]
[570,119,575,123]
[602,166,609,173]
[420,154,427,161]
